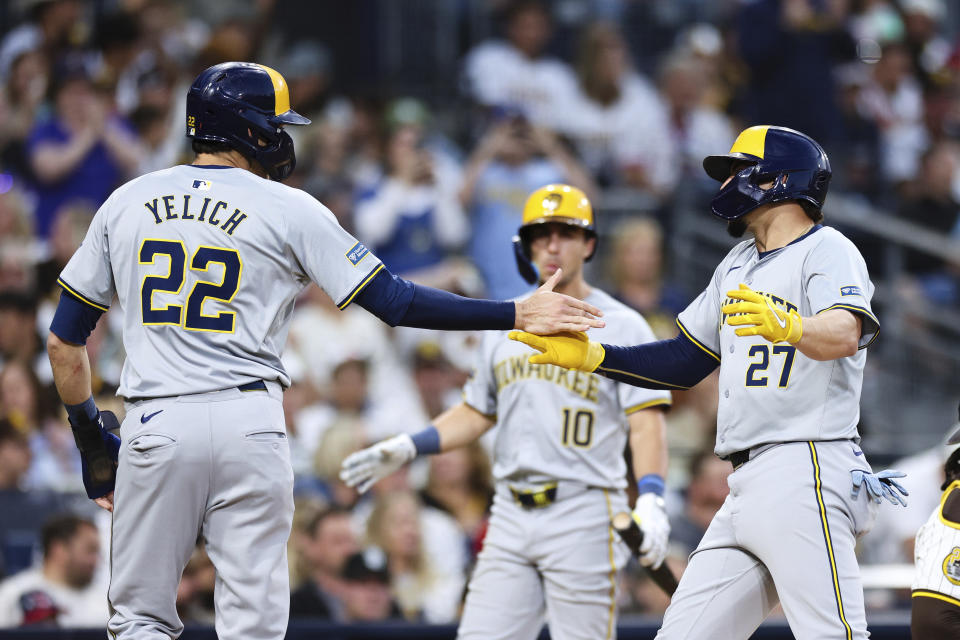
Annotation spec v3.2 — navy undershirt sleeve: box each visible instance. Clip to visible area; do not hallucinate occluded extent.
[354,268,515,330]
[50,290,105,345]
[596,332,720,390]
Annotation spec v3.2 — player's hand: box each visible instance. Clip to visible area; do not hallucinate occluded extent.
[508,330,606,372]
[94,492,114,513]
[339,434,417,493]
[514,269,604,334]
[70,409,122,500]
[851,469,908,507]
[722,283,802,344]
[632,493,670,569]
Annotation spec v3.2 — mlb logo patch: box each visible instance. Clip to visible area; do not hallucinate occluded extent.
[840,286,861,297]
[192,180,212,191]
[346,242,369,266]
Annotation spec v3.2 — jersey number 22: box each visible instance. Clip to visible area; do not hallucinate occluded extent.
[139,239,242,333]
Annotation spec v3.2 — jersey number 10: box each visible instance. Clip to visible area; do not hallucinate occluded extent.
[561,408,595,448]
[139,239,242,333]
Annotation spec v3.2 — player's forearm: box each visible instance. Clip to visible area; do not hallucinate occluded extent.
[794,309,861,361]
[47,332,94,405]
[433,403,496,452]
[628,410,668,482]
[597,333,719,390]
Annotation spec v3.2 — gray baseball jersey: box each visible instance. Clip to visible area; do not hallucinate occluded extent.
[463,288,671,489]
[58,165,382,399]
[676,225,879,457]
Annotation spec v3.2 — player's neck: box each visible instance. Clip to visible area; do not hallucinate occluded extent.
[749,205,814,254]
[552,276,592,301]
[193,151,266,178]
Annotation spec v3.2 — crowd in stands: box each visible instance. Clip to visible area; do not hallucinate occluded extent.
[0,0,959,628]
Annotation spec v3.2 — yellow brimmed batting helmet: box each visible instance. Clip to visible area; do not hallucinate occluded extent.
[513,184,597,283]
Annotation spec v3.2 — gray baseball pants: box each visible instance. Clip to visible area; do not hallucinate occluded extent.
[108,383,293,639]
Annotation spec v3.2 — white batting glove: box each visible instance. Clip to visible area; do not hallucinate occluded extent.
[632,493,670,569]
[339,434,417,493]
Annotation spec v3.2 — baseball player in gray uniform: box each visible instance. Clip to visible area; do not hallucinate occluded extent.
[510,126,908,640]
[44,63,603,640]
[340,184,671,640]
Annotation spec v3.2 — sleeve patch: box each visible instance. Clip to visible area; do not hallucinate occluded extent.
[840,286,862,297]
[346,242,370,266]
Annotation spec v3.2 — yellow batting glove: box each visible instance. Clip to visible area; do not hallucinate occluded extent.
[507,331,606,372]
[721,283,803,344]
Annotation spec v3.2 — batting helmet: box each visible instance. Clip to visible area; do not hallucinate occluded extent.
[703,125,831,221]
[186,62,311,181]
[512,184,596,284]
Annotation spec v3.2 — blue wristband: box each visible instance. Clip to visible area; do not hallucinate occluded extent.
[410,425,441,455]
[65,396,98,424]
[637,474,665,497]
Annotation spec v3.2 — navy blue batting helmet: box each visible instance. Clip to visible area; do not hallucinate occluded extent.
[186,62,310,181]
[702,125,831,221]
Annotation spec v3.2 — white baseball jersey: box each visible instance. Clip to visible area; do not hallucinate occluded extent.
[676,225,879,457]
[58,165,382,398]
[463,288,670,489]
[913,480,960,602]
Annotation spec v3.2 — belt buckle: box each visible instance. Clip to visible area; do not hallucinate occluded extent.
[510,483,558,509]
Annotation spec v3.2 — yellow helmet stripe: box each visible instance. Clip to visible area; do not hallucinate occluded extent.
[729,125,769,159]
[256,64,291,116]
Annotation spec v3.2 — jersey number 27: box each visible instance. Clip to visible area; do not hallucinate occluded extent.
[139,239,242,333]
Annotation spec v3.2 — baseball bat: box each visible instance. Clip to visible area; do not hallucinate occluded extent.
[612,511,680,596]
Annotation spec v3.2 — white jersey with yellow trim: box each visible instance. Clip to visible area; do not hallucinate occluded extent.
[58,164,382,398]
[676,225,879,457]
[913,480,960,603]
[462,288,670,489]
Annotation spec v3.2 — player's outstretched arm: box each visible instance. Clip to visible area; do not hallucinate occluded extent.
[353,267,604,335]
[628,409,671,569]
[339,403,495,493]
[508,330,718,390]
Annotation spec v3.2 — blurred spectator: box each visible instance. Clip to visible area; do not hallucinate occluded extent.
[26,56,143,239]
[0,189,33,244]
[1,360,79,493]
[900,0,952,82]
[420,442,493,561]
[0,514,106,627]
[0,49,48,179]
[339,548,404,622]
[736,0,854,147]
[0,292,47,381]
[312,421,365,510]
[354,104,468,284]
[669,448,732,556]
[460,116,594,299]
[462,0,575,129]
[831,63,883,201]
[0,0,82,79]
[278,40,333,122]
[365,490,465,623]
[287,286,423,437]
[607,218,689,338]
[410,341,465,421]
[554,22,674,191]
[290,507,359,621]
[90,10,143,115]
[175,546,215,625]
[900,141,960,274]
[658,53,735,189]
[857,41,928,185]
[299,109,358,228]
[0,419,72,579]
[0,241,35,294]
[34,203,94,303]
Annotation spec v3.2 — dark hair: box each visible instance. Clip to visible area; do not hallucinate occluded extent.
[41,514,95,557]
[191,139,239,156]
[305,506,351,538]
[800,200,824,224]
[944,448,960,491]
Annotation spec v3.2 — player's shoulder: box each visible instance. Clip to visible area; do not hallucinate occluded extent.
[943,481,960,526]
[716,239,755,271]
[804,225,866,260]
[586,288,658,338]
[586,288,640,318]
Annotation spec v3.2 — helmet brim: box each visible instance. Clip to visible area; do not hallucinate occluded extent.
[274,109,311,126]
[703,152,760,182]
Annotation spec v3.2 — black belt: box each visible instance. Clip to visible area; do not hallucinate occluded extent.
[127,380,267,403]
[510,483,558,509]
[727,449,750,470]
